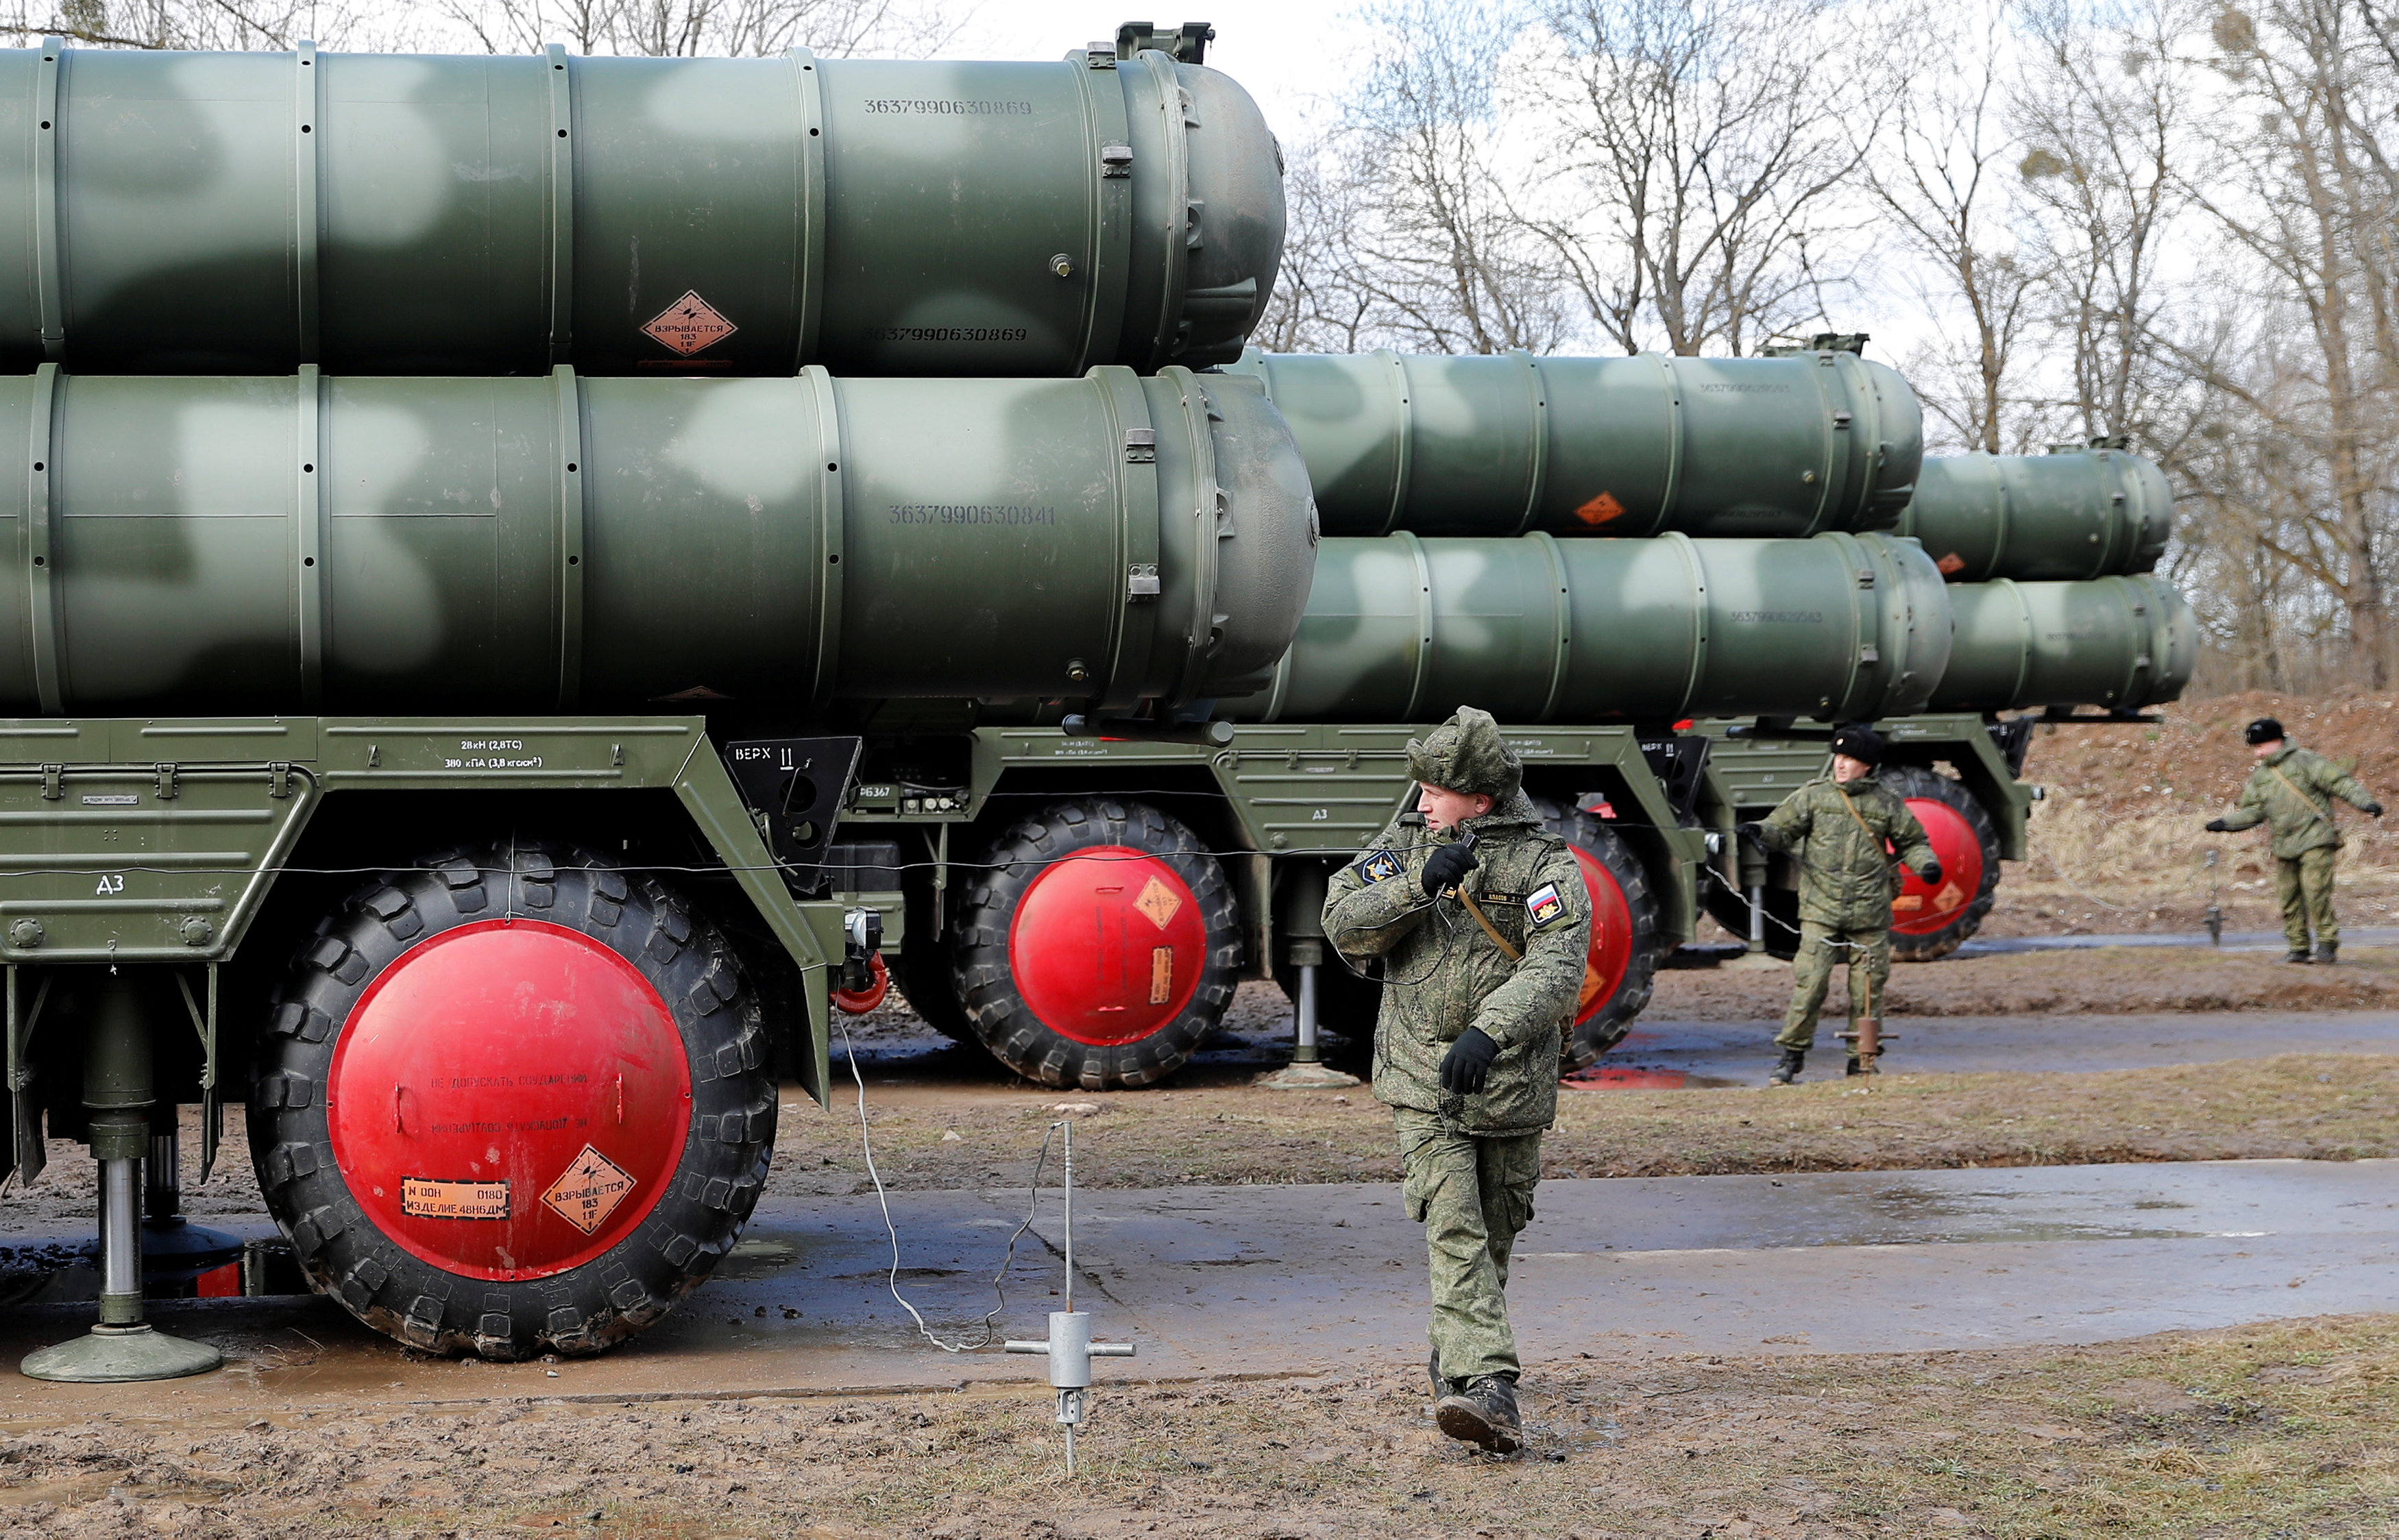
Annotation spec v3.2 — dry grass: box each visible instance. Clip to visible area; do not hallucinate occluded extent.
[757,1053,2399,1195]
[1997,691,2399,936]
[1,1315,2391,1537]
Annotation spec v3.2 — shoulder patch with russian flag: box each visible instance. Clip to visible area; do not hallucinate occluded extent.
[1526,881,1567,928]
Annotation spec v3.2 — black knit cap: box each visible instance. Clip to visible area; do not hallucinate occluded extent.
[2245,717,2285,746]
[1829,723,1886,767]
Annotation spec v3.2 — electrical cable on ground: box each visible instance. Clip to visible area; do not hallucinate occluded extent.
[838,1016,1060,1354]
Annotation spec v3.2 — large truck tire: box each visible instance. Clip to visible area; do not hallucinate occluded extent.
[248,842,772,1361]
[1881,766,2003,962]
[953,798,1242,1089]
[892,940,978,1044]
[1530,799,1665,1068]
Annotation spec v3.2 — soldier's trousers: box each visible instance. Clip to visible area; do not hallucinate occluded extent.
[2276,847,2341,951]
[1394,1108,1542,1386]
[1775,921,1890,1051]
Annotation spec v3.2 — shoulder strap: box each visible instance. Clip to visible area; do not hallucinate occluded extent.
[1455,888,1522,962]
[2266,762,2330,826]
[1831,782,1880,839]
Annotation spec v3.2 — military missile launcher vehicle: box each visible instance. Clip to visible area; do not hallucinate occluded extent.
[0,22,1310,1377]
[1702,437,2193,962]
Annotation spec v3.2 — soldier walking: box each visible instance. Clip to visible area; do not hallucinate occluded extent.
[2206,717,2382,964]
[1738,724,1941,1085]
[1324,707,1590,1455]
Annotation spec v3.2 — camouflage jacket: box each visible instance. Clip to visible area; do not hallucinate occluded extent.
[1755,775,1938,931]
[1322,792,1590,1137]
[2221,746,2376,858]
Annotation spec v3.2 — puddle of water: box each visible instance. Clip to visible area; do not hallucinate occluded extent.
[718,1237,799,1279]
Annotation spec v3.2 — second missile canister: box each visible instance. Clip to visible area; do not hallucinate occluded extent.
[1219,346,1924,538]
[0,34,1284,377]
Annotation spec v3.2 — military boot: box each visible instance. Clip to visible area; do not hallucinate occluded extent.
[1768,1049,1805,1086]
[2285,949,2313,964]
[1435,1375,1523,1454]
[2316,942,2339,965]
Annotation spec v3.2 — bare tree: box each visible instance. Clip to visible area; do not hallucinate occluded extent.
[2157,1,2399,683]
[1303,0,1573,354]
[433,0,939,57]
[5,0,389,48]
[1858,1,2038,452]
[1526,0,1884,356]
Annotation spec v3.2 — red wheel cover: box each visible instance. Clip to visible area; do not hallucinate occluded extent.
[1005,845,1207,1047]
[1565,843,1633,1027]
[833,953,891,1015]
[1892,797,1984,935]
[325,919,692,1282]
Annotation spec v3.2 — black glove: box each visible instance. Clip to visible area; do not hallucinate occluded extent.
[1421,838,1479,896]
[2204,818,2231,833]
[1917,860,1943,886]
[2365,802,2385,818]
[1734,820,1766,850]
[1439,1027,1500,1095]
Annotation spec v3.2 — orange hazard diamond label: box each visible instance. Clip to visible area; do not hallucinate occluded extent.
[1573,490,1627,526]
[1134,875,1184,931]
[1933,881,1966,914]
[641,290,739,356]
[541,1145,637,1236]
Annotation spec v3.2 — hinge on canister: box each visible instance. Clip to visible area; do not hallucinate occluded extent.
[1857,568,1877,588]
[1101,144,1133,177]
[1127,564,1160,600]
[1123,428,1156,463]
[39,765,61,800]
[1859,645,1882,664]
[1832,409,1853,428]
[1084,40,1116,67]
[154,763,178,800]
[268,763,292,798]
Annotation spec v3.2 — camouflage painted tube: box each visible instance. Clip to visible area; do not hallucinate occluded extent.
[1899,448,2173,583]
[1223,530,1950,724]
[0,365,1314,713]
[0,38,1282,376]
[1217,345,1923,538]
[1927,575,2197,712]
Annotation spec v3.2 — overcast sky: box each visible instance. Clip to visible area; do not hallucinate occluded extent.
[937,2,1345,143]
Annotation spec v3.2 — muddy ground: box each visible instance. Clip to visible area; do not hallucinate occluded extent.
[0,1314,2390,1538]
[1969,689,2399,939]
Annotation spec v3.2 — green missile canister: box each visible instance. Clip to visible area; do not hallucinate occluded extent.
[1927,575,2196,713]
[1898,447,2172,583]
[1225,530,1949,723]
[0,365,1315,713]
[1218,347,1923,537]
[0,38,1282,376]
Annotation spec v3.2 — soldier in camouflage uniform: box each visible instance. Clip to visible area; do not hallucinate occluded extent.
[2207,717,2383,964]
[1737,724,1940,1086]
[1323,707,1590,1455]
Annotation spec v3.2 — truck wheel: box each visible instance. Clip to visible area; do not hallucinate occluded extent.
[1530,799,1664,1068]
[953,798,1241,1088]
[892,877,979,1044]
[1880,765,2002,962]
[247,842,772,1361]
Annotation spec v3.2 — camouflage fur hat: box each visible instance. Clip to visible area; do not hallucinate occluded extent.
[1406,707,1522,802]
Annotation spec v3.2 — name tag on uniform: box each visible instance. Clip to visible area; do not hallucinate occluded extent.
[1358,849,1403,885]
[1526,882,1567,928]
